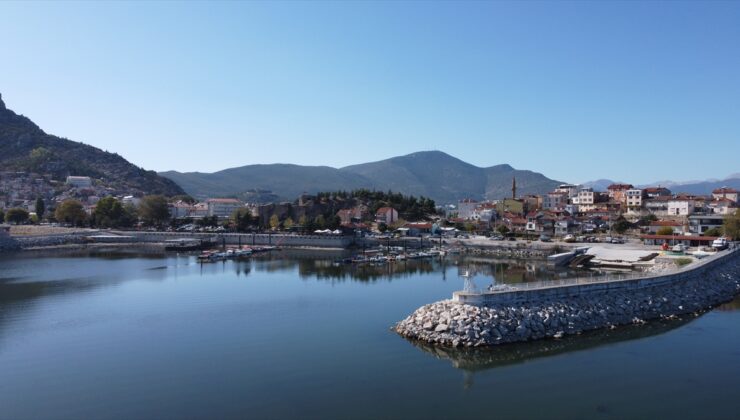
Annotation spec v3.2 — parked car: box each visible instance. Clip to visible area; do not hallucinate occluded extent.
[539,235,551,242]
[563,234,576,243]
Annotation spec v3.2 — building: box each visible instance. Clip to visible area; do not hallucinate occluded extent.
[647,220,686,235]
[457,199,479,219]
[688,214,725,235]
[712,187,738,203]
[206,198,243,218]
[625,189,645,210]
[543,191,568,211]
[375,207,398,225]
[667,197,695,216]
[169,202,194,219]
[708,198,737,215]
[337,206,368,225]
[607,183,634,205]
[644,187,672,198]
[554,184,579,199]
[65,176,92,189]
[640,234,719,247]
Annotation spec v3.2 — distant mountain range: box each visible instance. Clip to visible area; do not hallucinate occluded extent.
[0,93,184,196]
[160,151,563,204]
[582,176,740,195]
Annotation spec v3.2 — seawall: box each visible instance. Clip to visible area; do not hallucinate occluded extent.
[395,248,740,347]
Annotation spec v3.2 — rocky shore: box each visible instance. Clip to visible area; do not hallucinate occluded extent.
[395,253,740,347]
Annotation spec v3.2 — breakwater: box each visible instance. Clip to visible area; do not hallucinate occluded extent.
[395,248,740,347]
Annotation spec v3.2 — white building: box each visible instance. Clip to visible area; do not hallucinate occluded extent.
[554,184,579,199]
[375,207,399,225]
[712,187,738,203]
[543,192,568,210]
[65,176,92,188]
[667,198,695,216]
[626,189,645,209]
[456,199,479,220]
[206,198,243,218]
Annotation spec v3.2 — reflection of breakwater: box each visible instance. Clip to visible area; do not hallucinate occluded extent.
[407,315,692,373]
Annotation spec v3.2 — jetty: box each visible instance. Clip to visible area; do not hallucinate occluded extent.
[395,246,740,348]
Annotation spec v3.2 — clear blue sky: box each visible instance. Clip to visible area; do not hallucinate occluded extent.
[1,1,738,184]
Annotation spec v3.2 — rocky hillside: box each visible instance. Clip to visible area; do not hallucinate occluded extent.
[162,151,562,204]
[0,93,184,196]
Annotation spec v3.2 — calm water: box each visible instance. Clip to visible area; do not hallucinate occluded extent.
[1,249,739,419]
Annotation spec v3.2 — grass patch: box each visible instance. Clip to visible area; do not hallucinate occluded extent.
[675,257,693,267]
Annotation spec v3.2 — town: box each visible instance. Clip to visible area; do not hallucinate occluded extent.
[1,170,738,247]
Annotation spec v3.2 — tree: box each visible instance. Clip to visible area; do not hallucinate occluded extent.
[314,215,326,229]
[656,226,675,236]
[283,217,294,230]
[612,217,631,234]
[703,227,723,237]
[723,209,740,240]
[139,195,170,226]
[5,208,29,225]
[378,222,388,233]
[55,200,87,226]
[0,209,4,224]
[269,214,280,230]
[298,215,308,227]
[94,197,124,228]
[232,208,254,232]
[35,197,46,220]
[497,225,510,236]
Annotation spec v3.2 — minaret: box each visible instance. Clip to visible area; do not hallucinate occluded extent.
[512,177,517,200]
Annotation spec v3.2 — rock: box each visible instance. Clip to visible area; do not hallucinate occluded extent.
[434,323,449,332]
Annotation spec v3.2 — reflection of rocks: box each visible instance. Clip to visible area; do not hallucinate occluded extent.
[396,255,740,348]
[406,317,691,372]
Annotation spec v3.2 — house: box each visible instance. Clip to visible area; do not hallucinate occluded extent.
[337,206,368,225]
[543,191,568,211]
[65,176,92,189]
[667,196,695,216]
[644,187,672,198]
[191,202,208,218]
[625,189,645,210]
[712,187,738,203]
[647,220,686,235]
[708,198,737,215]
[607,183,634,204]
[554,184,579,199]
[375,207,398,225]
[554,218,579,236]
[404,222,432,236]
[573,187,595,206]
[206,198,243,218]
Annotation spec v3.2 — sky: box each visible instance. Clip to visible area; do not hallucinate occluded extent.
[0,1,739,185]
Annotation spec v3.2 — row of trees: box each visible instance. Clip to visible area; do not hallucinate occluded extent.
[1,195,173,228]
[315,189,437,220]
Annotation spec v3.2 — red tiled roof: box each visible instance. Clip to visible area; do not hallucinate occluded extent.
[650,220,682,226]
[607,183,634,190]
[713,187,738,194]
[640,234,718,241]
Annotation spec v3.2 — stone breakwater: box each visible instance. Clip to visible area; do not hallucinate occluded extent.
[395,253,740,348]
[463,246,549,259]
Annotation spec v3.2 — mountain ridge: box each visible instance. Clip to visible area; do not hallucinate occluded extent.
[0,93,184,196]
[161,150,563,204]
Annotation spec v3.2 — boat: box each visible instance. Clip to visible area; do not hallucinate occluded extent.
[712,237,729,250]
[671,244,688,253]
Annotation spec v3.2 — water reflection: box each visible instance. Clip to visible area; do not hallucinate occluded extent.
[403,317,694,389]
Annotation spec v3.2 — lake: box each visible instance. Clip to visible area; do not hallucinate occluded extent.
[1,249,739,419]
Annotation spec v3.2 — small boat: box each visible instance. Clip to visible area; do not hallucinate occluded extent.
[672,244,688,253]
[712,237,729,250]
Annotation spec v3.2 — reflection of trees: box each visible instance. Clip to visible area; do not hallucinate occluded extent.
[299,260,437,282]
[403,317,694,388]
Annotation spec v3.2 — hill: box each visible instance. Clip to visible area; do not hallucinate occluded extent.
[0,93,184,196]
[161,151,562,204]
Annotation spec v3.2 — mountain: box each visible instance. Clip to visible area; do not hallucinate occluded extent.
[652,178,740,195]
[0,93,183,196]
[581,179,618,192]
[161,151,562,204]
